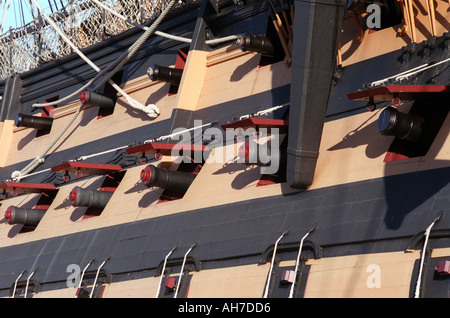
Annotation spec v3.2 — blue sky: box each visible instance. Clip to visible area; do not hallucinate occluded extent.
[1,0,61,33]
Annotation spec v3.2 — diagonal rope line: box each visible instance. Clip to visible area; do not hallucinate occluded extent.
[13,0,178,180]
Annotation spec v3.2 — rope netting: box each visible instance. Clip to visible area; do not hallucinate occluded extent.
[0,0,196,81]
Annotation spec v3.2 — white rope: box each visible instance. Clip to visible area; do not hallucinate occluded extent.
[30,0,238,109]
[263,229,289,298]
[74,146,128,162]
[414,214,442,298]
[238,103,289,120]
[288,227,316,298]
[24,267,38,298]
[174,242,198,298]
[89,257,109,298]
[30,0,160,118]
[10,101,284,182]
[91,0,239,46]
[395,57,450,81]
[11,101,284,181]
[76,259,94,294]
[92,0,179,94]
[11,119,217,182]
[12,167,52,181]
[155,244,178,298]
[11,270,26,298]
[31,68,113,108]
[145,120,216,143]
[12,0,178,181]
[369,57,450,87]
[0,0,12,34]
[16,103,83,179]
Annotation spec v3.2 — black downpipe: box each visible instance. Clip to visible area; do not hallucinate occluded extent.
[287,0,347,188]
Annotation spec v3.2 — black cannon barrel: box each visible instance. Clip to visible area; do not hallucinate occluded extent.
[377,107,424,142]
[237,33,275,57]
[147,65,183,85]
[69,187,114,210]
[140,165,196,194]
[79,91,116,109]
[14,113,53,131]
[4,206,46,227]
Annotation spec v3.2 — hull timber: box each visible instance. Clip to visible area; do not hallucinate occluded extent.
[0,0,448,299]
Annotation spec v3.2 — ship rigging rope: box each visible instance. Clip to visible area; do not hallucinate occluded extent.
[368,56,450,87]
[10,103,288,182]
[31,0,240,110]
[29,0,161,118]
[90,0,240,46]
[12,0,178,181]
[0,0,13,33]
[12,119,217,181]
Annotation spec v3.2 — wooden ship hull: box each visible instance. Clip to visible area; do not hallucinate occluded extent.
[0,0,448,299]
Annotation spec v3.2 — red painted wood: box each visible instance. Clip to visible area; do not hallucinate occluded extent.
[126,142,209,156]
[0,182,56,194]
[347,85,450,101]
[221,118,289,131]
[51,161,122,175]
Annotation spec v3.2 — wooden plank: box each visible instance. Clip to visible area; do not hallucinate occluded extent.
[347,85,450,101]
[51,161,122,175]
[0,182,56,194]
[221,118,289,131]
[126,142,209,156]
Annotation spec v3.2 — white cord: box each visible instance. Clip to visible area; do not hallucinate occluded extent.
[173,242,197,298]
[11,101,285,182]
[155,244,178,298]
[238,103,289,120]
[10,100,285,181]
[30,0,160,118]
[395,57,450,82]
[10,120,216,182]
[414,214,442,298]
[263,230,289,298]
[89,257,109,298]
[13,0,178,181]
[91,0,239,46]
[0,0,12,34]
[145,120,216,144]
[369,57,450,87]
[30,0,239,109]
[24,267,38,298]
[11,270,26,298]
[288,227,316,298]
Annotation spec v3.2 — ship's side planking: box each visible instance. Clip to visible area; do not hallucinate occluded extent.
[0,0,448,298]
